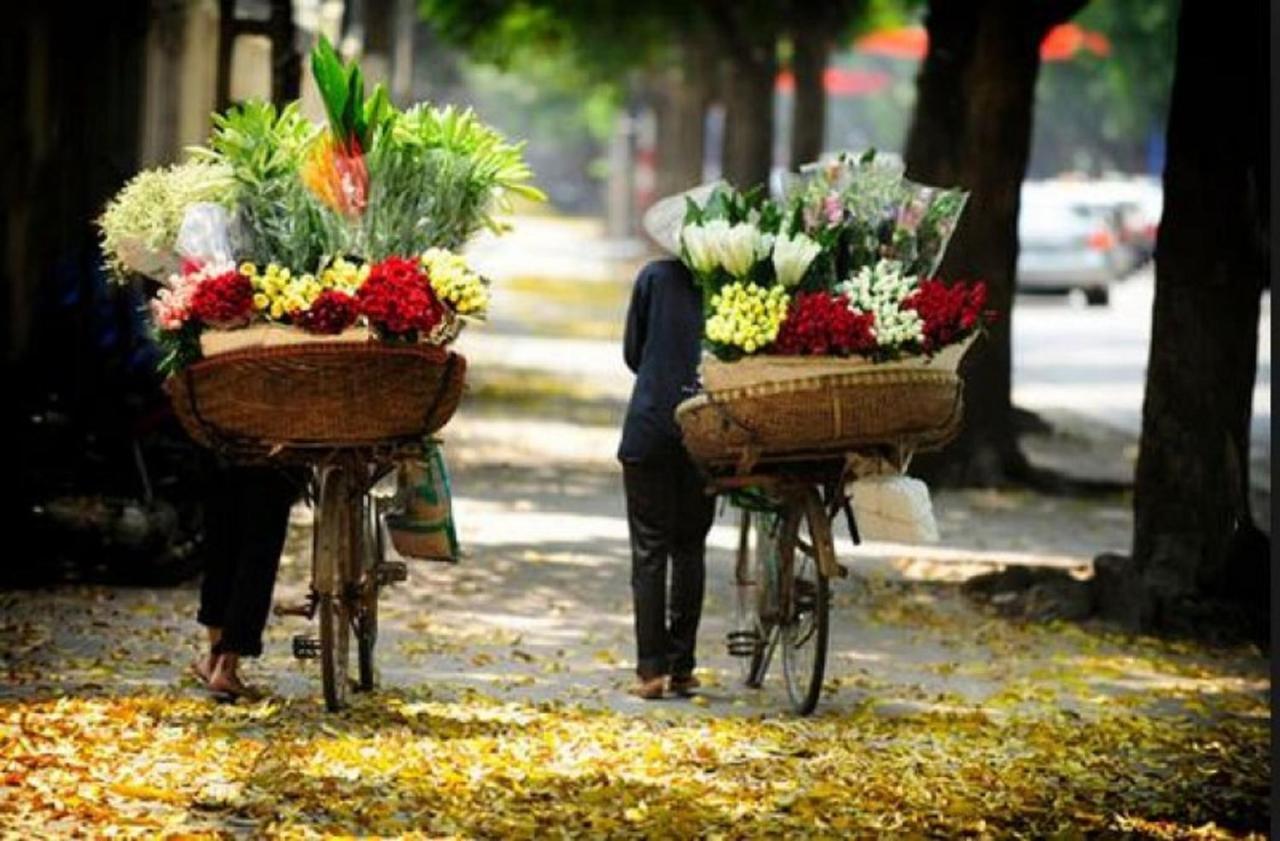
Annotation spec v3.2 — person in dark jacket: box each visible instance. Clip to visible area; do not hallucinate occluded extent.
[619,256,716,700]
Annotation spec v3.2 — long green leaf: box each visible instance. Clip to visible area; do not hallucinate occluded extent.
[311,36,349,134]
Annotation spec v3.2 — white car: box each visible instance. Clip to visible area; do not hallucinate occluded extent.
[1017,182,1133,306]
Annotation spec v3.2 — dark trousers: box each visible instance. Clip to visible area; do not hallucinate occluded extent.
[623,452,716,678]
[197,465,300,657]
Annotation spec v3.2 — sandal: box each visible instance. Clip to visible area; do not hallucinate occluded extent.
[668,673,701,697]
[627,674,666,700]
[188,657,214,687]
[207,673,263,703]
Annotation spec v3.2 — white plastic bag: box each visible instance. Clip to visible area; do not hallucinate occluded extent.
[175,203,241,269]
[849,475,940,544]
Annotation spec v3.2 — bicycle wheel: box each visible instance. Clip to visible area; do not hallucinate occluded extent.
[355,491,381,692]
[779,487,832,716]
[314,465,356,711]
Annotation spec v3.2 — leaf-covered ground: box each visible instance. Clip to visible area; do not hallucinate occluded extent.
[1,535,1268,838]
[1,675,1267,839]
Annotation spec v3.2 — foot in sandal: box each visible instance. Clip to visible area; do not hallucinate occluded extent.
[628,673,667,700]
[207,654,262,701]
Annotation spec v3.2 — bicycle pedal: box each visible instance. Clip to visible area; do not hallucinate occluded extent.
[274,599,316,619]
[726,629,760,657]
[292,635,321,659]
[375,560,408,585]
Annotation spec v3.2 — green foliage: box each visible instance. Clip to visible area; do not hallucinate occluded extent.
[154,321,202,377]
[421,0,680,81]
[360,105,546,257]
[194,100,347,270]
[682,185,782,231]
[311,36,393,149]
[1031,0,1178,174]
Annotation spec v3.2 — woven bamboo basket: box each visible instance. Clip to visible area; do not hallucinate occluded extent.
[676,344,970,471]
[166,342,466,453]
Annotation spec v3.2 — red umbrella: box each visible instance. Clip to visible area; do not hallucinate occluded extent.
[776,67,892,97]
[855,22,1111,61]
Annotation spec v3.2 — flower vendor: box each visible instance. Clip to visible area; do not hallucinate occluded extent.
[616,186,723,701]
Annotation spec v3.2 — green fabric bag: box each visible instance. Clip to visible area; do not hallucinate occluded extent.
[387,439,459,562]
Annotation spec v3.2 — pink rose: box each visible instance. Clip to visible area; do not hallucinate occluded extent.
[823,193,843,225]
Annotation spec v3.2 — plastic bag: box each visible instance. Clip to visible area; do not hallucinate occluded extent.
[849,475,940,544]
[175,203,241,269]
[887,180,969,277]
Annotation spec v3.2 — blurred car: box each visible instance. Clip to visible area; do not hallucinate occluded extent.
[1017,181,1132,306]
[1085,175,1163,264]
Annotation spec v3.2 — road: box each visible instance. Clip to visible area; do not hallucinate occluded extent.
[1013,269,1270,488]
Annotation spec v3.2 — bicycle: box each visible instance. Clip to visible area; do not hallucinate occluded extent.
[275,449,411,710]
[717,458,861,716]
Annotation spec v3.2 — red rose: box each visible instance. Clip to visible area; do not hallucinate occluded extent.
[189,268,254,328]
[774,292,877,356]
[295,290,358,334]
[904,278,992,352]
[356,256,444,337]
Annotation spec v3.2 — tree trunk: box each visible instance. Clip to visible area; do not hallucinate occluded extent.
[652,33,715,199]
[268,0,300,105]
[1096,0,1269,638]
[904,0,1085,486]
[789,18,827,169]
[721,48,776,190]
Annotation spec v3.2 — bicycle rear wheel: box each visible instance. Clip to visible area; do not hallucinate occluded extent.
[779,487,832,716]
[314,465,357,711]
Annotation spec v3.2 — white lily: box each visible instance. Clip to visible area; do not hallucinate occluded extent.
[771,232,822,287]
[679,222,721,275]
[719,222,772,278]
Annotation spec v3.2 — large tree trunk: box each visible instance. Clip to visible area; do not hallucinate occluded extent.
[789,17,827,170]
[721,48,776,190]
[652,34,715,199]
[904,0,1085,486]
[1094,0,1269,639]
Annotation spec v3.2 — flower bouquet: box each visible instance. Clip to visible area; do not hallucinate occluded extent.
[100,39,542,451]
[672,154,993,470]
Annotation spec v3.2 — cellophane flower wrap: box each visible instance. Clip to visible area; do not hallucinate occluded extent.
[677,150,992,365]
[99,36,544,374]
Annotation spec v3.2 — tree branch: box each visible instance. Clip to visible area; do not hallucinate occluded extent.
[701,0,769,68]
[1037,0,1090,33]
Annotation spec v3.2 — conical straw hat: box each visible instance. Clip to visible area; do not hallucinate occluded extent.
[641,180,726,255]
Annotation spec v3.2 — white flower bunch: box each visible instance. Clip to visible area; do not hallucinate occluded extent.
[680,220,774,279]
[771,232,822,287]
[835,259,924,348]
